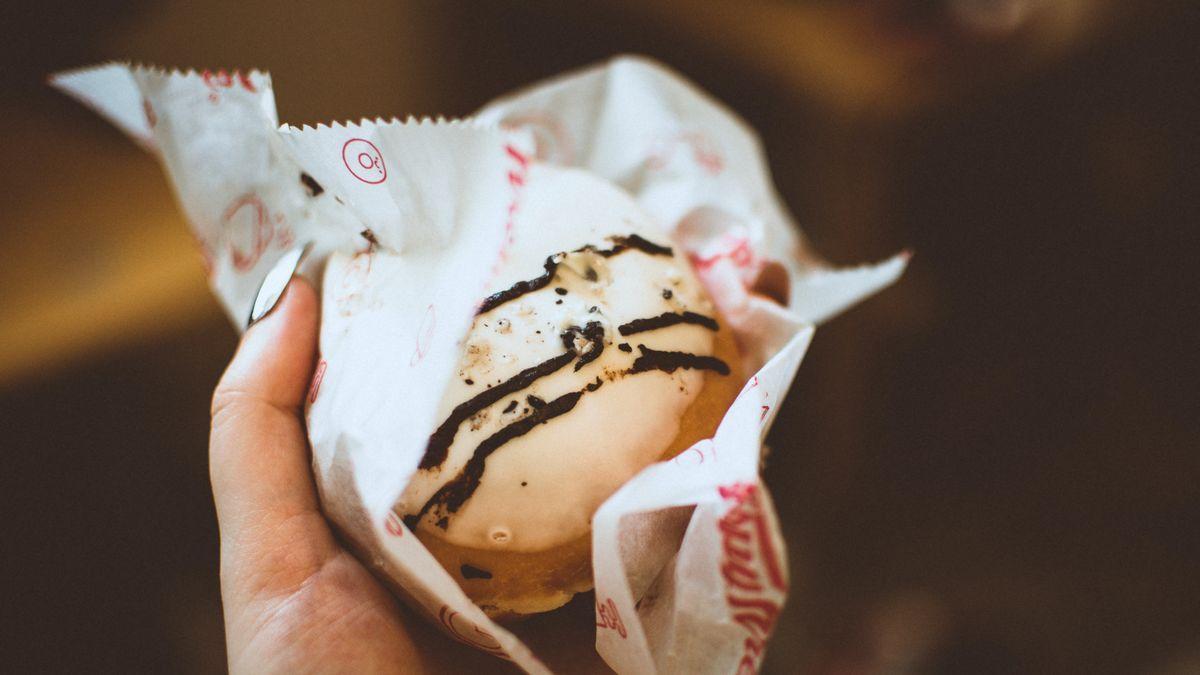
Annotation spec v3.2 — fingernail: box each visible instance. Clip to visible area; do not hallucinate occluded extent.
[247,243,312,328]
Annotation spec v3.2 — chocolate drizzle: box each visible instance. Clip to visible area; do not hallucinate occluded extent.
[561,321,605,371]
[460,564,493,580]
[477,254,560,315]
[420,350,573,470]
[406,344,731,530]
[475,234,673,315]
[407,343,730,529]
[598,234,674,257]
[618,311,719,336]
[629,345,731,376]
[412,390,584,528]
[419,323,605,470]
[405,233,732,532]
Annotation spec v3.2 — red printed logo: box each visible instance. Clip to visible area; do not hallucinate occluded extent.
[718,482,787,673]
[342,138,387,184]
[437,606,509,658]
[595,597,628,639]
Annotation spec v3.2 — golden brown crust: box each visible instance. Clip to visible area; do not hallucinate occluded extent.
[412,321,744,618]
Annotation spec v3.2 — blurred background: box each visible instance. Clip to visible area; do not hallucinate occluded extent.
[2,1,1198,672]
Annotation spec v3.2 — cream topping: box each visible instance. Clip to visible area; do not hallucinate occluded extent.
[395,167,724,551]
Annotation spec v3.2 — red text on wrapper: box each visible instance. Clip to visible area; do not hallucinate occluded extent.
[718,482,787,674]
[223,195,269,271]
[307,359,327,404]
[645,130,724,175]
[740,376,773,427]
[674,445,706,466]
[690,234,758,273]
[501,111,574,164]
[410,304,437,366]
[202,69,257,92]
[333,248,374,317]
[595,596,628,639]
[201,69,257,103]
[674,439,717,467]
[383,511,404,537]
[483,142,531,293]
[499,143,530,254]
[221,194,295,272]
[437,606,510,659]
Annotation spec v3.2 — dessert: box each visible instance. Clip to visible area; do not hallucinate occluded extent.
[394,167,743,618]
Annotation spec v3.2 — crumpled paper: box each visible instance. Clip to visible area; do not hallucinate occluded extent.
[54,55,905,674]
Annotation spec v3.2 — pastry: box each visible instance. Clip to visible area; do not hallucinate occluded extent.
[395,168,742,618]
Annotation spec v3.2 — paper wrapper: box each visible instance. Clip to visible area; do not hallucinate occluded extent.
[54,56,906,674]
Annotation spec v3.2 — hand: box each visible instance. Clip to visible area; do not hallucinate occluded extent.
[208,278,504,674]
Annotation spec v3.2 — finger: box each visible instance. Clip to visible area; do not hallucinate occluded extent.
[210,277,338,600]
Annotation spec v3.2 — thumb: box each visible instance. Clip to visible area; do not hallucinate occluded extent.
[210,276,338,602]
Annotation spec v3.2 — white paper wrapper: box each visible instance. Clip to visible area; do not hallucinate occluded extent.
[54,56,905,674]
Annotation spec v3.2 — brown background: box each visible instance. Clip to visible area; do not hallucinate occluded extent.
[2,1,1198,673]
